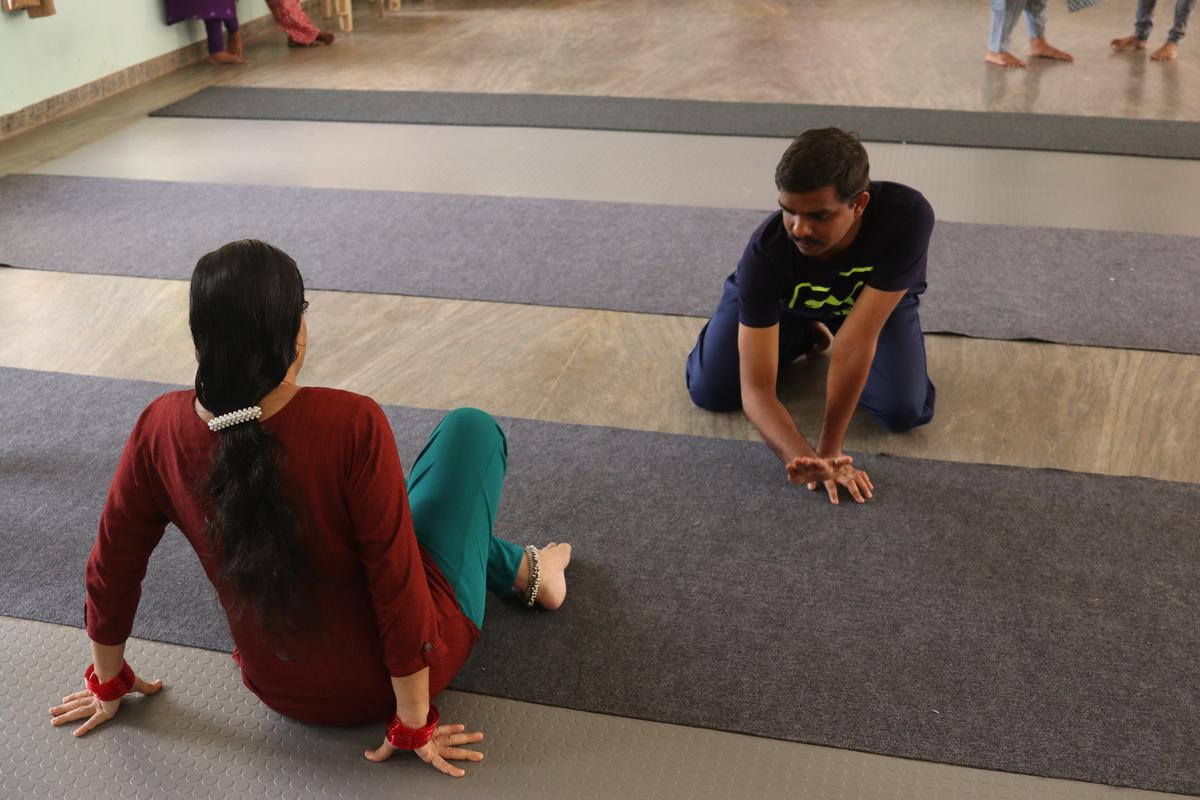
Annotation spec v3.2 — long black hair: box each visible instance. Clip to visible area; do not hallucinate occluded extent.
[190,240,310,636]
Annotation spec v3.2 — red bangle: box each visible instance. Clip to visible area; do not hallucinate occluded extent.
[84,661,136,702]
[386,705,440,750]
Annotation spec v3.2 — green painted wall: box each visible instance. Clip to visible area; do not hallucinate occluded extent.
[0,0,276,117]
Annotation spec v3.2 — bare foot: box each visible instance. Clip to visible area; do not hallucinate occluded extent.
[1029,37,1073,62]
[986,50,1027,68]
[288,37,327,47]
[1151,42,1179,61]
[208,51,248,65]
[802,321,833,361]
[516,542,572,610]
[228,30,245,59]
[316,31,336,44]
[1110,35,1147,52]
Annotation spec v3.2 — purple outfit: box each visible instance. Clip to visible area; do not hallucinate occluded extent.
[165,1,239,54]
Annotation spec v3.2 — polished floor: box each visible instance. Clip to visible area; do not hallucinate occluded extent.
[1,1,1197,798]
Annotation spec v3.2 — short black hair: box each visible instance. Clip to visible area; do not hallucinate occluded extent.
[774,128,870,203]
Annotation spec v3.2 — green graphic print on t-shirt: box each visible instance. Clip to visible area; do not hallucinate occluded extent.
[786,265,875,317]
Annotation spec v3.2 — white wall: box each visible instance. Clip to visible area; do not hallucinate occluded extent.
[0,0,276,117]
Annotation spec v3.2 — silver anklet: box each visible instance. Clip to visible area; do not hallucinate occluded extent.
[524,545,541,608]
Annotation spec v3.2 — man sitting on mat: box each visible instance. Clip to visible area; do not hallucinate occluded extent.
[50,240,571,778]
[685,128,935,505]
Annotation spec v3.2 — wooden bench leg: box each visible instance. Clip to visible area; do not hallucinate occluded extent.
[321,0,334,19]
[335,0,353,31]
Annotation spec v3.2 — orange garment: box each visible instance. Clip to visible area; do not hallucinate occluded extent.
[267,0,321,45]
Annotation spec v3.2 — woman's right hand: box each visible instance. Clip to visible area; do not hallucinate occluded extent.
[364,723,485,777]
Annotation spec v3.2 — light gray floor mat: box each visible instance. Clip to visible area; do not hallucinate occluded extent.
[2,174,1197,354]
[4,617,1187,800]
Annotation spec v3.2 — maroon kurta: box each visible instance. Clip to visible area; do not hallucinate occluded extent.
[85,388,478,725]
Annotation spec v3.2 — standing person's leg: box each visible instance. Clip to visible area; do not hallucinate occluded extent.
[204,18,226,55]
[1112,0,1155,50]
[1152,0,1196,58]
[988,0,1030,67]
[1026,0,1074,61]
[1139,0,1159,39]
[853,295,936,433]
[686,274,822,411]
[1169,0,1196,41]
[1024,0,1048,39]
[406,408,569,630]
[205,18,245,64]
[225,15,245,60]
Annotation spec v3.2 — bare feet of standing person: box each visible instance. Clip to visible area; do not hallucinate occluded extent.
[1029,37,1073,61]
[208,50,248,65]
[1151,41,1180,60]
[228,29,246,59]
[1110,35,1148,51]
[986,50,1028,67]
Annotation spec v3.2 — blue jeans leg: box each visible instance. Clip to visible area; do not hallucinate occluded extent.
[1168,0,1196,42]
[990,0,1028,51]
[1024,0,1048,39]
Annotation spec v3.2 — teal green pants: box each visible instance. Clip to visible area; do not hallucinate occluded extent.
[405,408,525,629]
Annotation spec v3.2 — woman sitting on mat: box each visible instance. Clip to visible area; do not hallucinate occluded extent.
[49,240,572,778]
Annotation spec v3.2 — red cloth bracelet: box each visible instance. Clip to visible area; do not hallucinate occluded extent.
[84,661,136,702]
[386,705,440,750]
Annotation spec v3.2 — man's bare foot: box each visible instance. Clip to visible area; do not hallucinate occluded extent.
[802,321,833,361]
[986,50,1027,68]
[516,542,572,610]
[315,31,336,44]
[1110,35,1147,52]
[1029,37,1073,62]
[208,51,248,65]
[228,30,245,59]
[1151,42,1179,61]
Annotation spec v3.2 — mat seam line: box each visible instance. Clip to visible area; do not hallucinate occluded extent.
[530,318,595,420]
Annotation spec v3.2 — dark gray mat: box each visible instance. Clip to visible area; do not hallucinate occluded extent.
[2,365,1198,795]
[150,87,1200,160]
[2,174,1198,354]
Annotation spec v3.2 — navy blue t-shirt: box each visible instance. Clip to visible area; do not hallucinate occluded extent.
[737,181,934,327]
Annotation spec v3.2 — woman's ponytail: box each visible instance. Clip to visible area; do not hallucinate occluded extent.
[190,240,310,636]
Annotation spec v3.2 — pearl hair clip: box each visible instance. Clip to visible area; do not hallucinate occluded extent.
[207,406,263,432]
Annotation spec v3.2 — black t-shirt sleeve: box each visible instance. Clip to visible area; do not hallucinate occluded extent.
[867,193,935,293]
[737,215,784,328]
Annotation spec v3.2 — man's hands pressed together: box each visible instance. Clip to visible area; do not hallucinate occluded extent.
[807,460,873,505]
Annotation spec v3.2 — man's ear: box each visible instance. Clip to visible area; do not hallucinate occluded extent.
[852,191,871,217]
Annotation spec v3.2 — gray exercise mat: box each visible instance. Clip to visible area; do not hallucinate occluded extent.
[150,87,1200,160]
[1,366,1198,795]
[2,174,1198,354]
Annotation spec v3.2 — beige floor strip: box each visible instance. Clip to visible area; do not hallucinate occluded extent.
[5,267,1197,485]
[32,117,1200,237]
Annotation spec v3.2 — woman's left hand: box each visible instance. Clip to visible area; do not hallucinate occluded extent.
[49,674,164,737]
